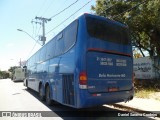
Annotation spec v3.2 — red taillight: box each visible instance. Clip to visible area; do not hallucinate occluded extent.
[79,72,87,85]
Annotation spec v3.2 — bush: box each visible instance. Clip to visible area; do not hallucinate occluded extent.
[134,79,160,91]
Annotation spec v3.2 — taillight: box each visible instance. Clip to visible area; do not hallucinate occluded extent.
[79,72,87,89]
[79,72,87,84]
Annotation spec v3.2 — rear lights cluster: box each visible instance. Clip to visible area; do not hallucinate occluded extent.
[79,72,87,89]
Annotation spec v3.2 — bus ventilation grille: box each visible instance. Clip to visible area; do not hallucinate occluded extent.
[62,74,75,106]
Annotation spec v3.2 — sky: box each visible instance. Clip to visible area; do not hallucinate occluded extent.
[0,0,96,71]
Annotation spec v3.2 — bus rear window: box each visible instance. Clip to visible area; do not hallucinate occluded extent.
[86,16,130,45]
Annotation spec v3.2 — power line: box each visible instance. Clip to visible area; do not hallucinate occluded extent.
[31,20,41,37]
[35,25,42,39]
[35,0,49,16]
[27,39,39,59]
[46,0,92,35]
[112,0,147,19]
[32,0,80,45]
[35,21,38,38]
[50,0,79,19]
[17,29,42,46]
[31,20,35,37]
[41,0,56,17]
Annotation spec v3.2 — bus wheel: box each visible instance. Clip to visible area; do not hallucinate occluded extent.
[39,84,45,101]
[46,86,52,106]
[26,80,30,90]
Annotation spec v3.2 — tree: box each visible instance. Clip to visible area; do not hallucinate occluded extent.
[0,71,3,79]
[91,0,160,57]
[0,70,10,79]
[133,50,143,58]
[8,66,18,79]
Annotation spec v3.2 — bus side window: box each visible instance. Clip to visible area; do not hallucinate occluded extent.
[39,46,47,62]
[46,38,56,60]
[64,20,78,52]
[35,51,40,64]
[30,55,35,67]
[55,32,64,56]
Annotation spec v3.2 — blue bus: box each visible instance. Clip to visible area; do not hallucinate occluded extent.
[24,13,134,108]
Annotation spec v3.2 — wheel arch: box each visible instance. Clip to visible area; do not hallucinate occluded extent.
[45,82,50,95]
[39,81,43,92]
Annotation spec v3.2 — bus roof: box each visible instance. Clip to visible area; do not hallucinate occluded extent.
[79,13,128,28]
[27,13,128,62]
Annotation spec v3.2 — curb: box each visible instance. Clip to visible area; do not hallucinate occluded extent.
[112,103,160,118]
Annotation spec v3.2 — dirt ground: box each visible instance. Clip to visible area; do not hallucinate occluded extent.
[150,92,160,101]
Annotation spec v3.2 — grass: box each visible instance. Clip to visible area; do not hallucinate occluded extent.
[135,88,155,98]
[134,79,160,100]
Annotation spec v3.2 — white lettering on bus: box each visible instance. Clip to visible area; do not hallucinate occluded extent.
[97,57,113,66]
[116,59,127,66]
[98,73,126,78]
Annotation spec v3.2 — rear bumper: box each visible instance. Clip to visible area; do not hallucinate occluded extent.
[77,88,134,108]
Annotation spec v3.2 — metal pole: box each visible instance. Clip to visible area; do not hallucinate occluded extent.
[35,17,51,45]
[17,29,42,46]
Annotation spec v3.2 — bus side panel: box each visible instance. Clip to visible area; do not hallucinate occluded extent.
[74,15,88,108]
[59,50,76,106]
[37,61,49,92]
[48,57,60,101]
[27,66,38,92]
[48,48,76,106]
[53,20,78,107]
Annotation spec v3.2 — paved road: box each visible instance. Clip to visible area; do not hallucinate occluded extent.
[0,79,157,120]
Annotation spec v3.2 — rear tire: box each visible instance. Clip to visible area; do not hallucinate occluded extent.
[39,84,45,101]
[46,86,52,106]
[26,80,30,90]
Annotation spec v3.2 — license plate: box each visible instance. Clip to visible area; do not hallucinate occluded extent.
[108,87,118,92]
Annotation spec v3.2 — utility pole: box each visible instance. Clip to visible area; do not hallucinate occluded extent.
[35,17,51,46]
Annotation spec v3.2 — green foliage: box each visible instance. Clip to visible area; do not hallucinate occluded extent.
[0,66,18,79]
[8,66,18,79]
[134,79,160,99]
[0,70,10,79]
[135,88,155,99]
[92,0,160,57]
[8,66,17,73]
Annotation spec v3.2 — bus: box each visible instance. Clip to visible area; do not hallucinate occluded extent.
[24,13,134,108]
[13,68,25,82]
